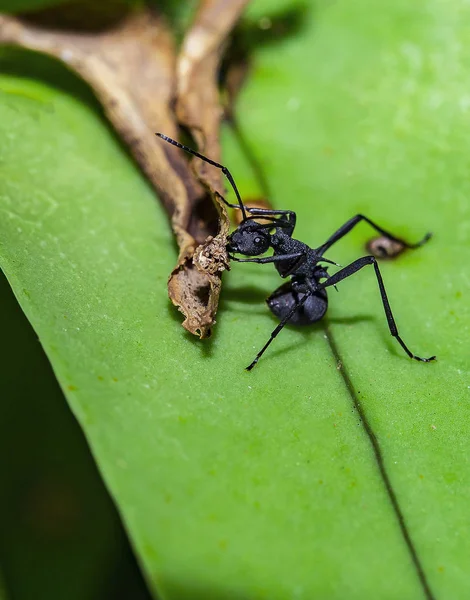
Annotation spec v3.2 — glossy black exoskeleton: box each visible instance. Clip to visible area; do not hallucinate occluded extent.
[156,133,436,371]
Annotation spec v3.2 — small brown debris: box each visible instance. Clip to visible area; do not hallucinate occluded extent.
[366,236,406,259]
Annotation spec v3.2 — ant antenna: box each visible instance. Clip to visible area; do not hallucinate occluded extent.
[156,133,247,220]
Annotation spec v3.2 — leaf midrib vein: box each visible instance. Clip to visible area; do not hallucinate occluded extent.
[323,323,436,600]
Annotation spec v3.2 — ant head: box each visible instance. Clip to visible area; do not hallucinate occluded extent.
[227,221,271,256]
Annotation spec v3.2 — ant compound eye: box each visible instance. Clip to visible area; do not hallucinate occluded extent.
[247,231,270,256]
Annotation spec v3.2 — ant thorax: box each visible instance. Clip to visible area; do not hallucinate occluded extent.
[272,229,308,256]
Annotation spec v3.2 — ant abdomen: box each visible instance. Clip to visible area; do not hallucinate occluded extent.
[267,281,328,326]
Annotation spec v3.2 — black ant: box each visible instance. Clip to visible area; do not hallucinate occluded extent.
[156,133,436,371]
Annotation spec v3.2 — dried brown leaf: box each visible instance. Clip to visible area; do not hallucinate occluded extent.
[166,0,250,336]
[0,0,248,337]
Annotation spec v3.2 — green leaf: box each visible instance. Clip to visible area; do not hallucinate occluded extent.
[0,2,469,599]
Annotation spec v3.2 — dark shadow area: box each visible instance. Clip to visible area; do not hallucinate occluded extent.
[187,187,220,241]
[151,0,198,42]
[0,269,153,600]
[21,0,132,33]
[221,284,374,322]
[221,284,269,305]
[161,579,255,600]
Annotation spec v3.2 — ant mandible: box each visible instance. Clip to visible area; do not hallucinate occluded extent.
[156,133,436,371]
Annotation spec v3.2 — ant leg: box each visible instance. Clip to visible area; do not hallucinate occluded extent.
[229,250,337,274]
[229,252,305,266]
[244,217,297,233]
[316,214,432,255]
[219,197,296,234]
[244,207,296,235]
[318,256,436,362]
[246,291,312,371]
[207,193,295,232]
[281,251,309,277]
